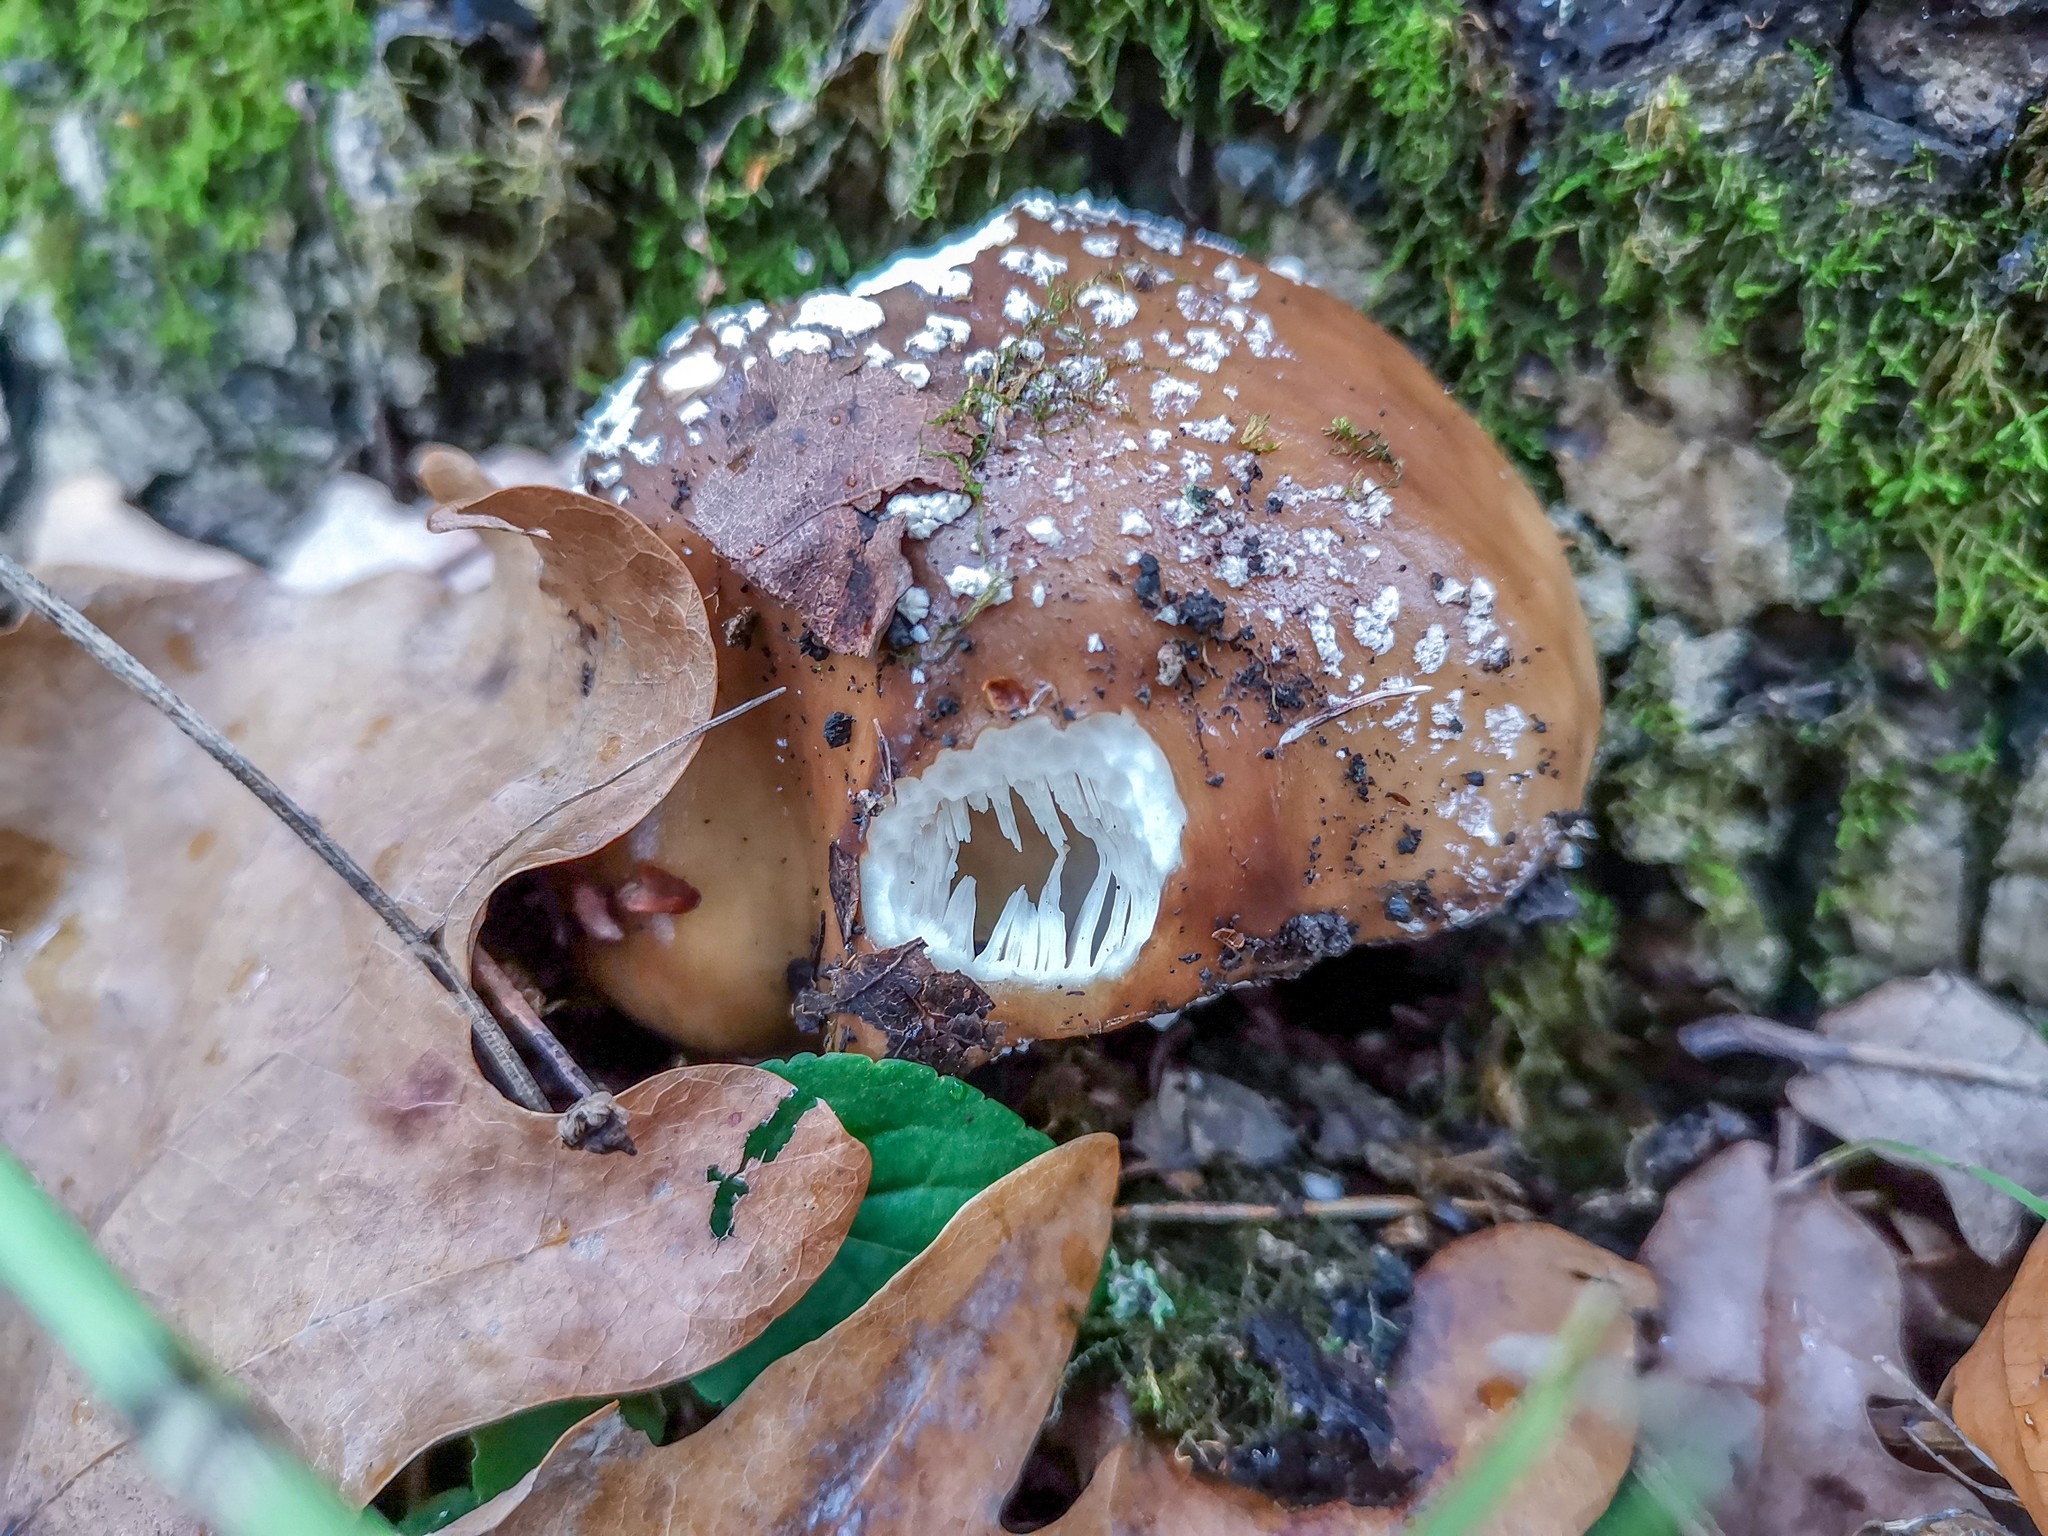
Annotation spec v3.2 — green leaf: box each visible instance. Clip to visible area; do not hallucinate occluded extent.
[688,1053,1052,1404]
[469,1403,601,1504]
[395,1487,480,1534]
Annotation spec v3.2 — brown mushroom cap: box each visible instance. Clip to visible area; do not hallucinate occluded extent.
[573,196,1600,1051]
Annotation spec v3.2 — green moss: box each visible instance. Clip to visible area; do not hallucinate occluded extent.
[1830,758,1917,857]
[0,0,366,351]
[1600,626,1802,1002]
[1805,696,2007,1000]
[1476,887,1642,1186]
[1073,1184,1400,1456]
[1074,1235,1292,1453]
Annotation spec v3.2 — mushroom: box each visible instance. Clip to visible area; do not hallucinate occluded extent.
[569,194,1599,1056]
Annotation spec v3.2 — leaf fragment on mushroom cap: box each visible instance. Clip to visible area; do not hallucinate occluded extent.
[612,349,977,655]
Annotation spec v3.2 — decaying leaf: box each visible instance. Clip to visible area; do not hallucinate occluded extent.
[794,938,1002,1071]
[628,351,975,654]
[1639,1142,1983,1536]
[1948,1220,2048,1530]
[0,488,870,1531]
[1782,972,2048,1263]
[445,1134,1122,1534]
[450,1138,1651,1536]
[377,1054,1059,1529]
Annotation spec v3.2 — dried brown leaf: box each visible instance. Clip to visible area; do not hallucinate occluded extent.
[445,1134,1121,1535]
[452,1146,1649,1536]
[0,487,870,1531]
[1948,1221,2048,1529]
[1784,972,2048,1262]
[1640,1142,1983,1536]
[646,353,974,654]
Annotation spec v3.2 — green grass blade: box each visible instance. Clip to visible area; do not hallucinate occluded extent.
[1810,1137,2048,1220]
[0,1144,390,1535]
[1406,1281,1625,1536]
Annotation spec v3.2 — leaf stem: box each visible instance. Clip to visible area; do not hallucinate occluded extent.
[1681,1012,2048,1096]
[1116,1194,1425,1223]
[0,551,548,1113]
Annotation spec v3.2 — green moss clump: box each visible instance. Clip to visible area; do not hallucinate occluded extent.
[1476,886,1642,1187]
[1073,1192,1406,1466]
[1806,694,2007,1001]
[0,0,366,351]
[1598,621,1803,1002]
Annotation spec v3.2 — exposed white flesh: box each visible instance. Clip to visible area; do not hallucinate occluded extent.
[860,712,1187,987]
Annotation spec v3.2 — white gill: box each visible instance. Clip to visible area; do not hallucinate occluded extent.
[859,712,1186,988]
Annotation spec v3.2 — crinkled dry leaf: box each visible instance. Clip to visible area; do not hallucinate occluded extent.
[453,1155,1649,1536]
[0,488,869,1531]
[1784,972,2048,1262]
[638,352,974,654]
[1639,1142,1982,1536]
[793,938,1002,1072]
[1948,1222,2048,1529]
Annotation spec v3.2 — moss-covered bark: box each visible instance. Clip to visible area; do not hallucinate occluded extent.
[3,0,2045,641]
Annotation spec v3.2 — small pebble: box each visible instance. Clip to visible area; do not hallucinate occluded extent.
[1302,1171,1345,1202]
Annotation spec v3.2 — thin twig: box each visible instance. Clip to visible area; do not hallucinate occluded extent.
[472,948,595,1100]
[470,948,636,1154]
[1277,683,1432,748]
[0,550,548,1113]
[1681,1013,2048,1097]
[1115,1194,1431,1223]
[567,687,787,799]
[1871,1355,2020,1504]
[1899,1425,2019,1506]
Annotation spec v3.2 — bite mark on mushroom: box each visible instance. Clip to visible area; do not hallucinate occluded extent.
[862,713,1185,987]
